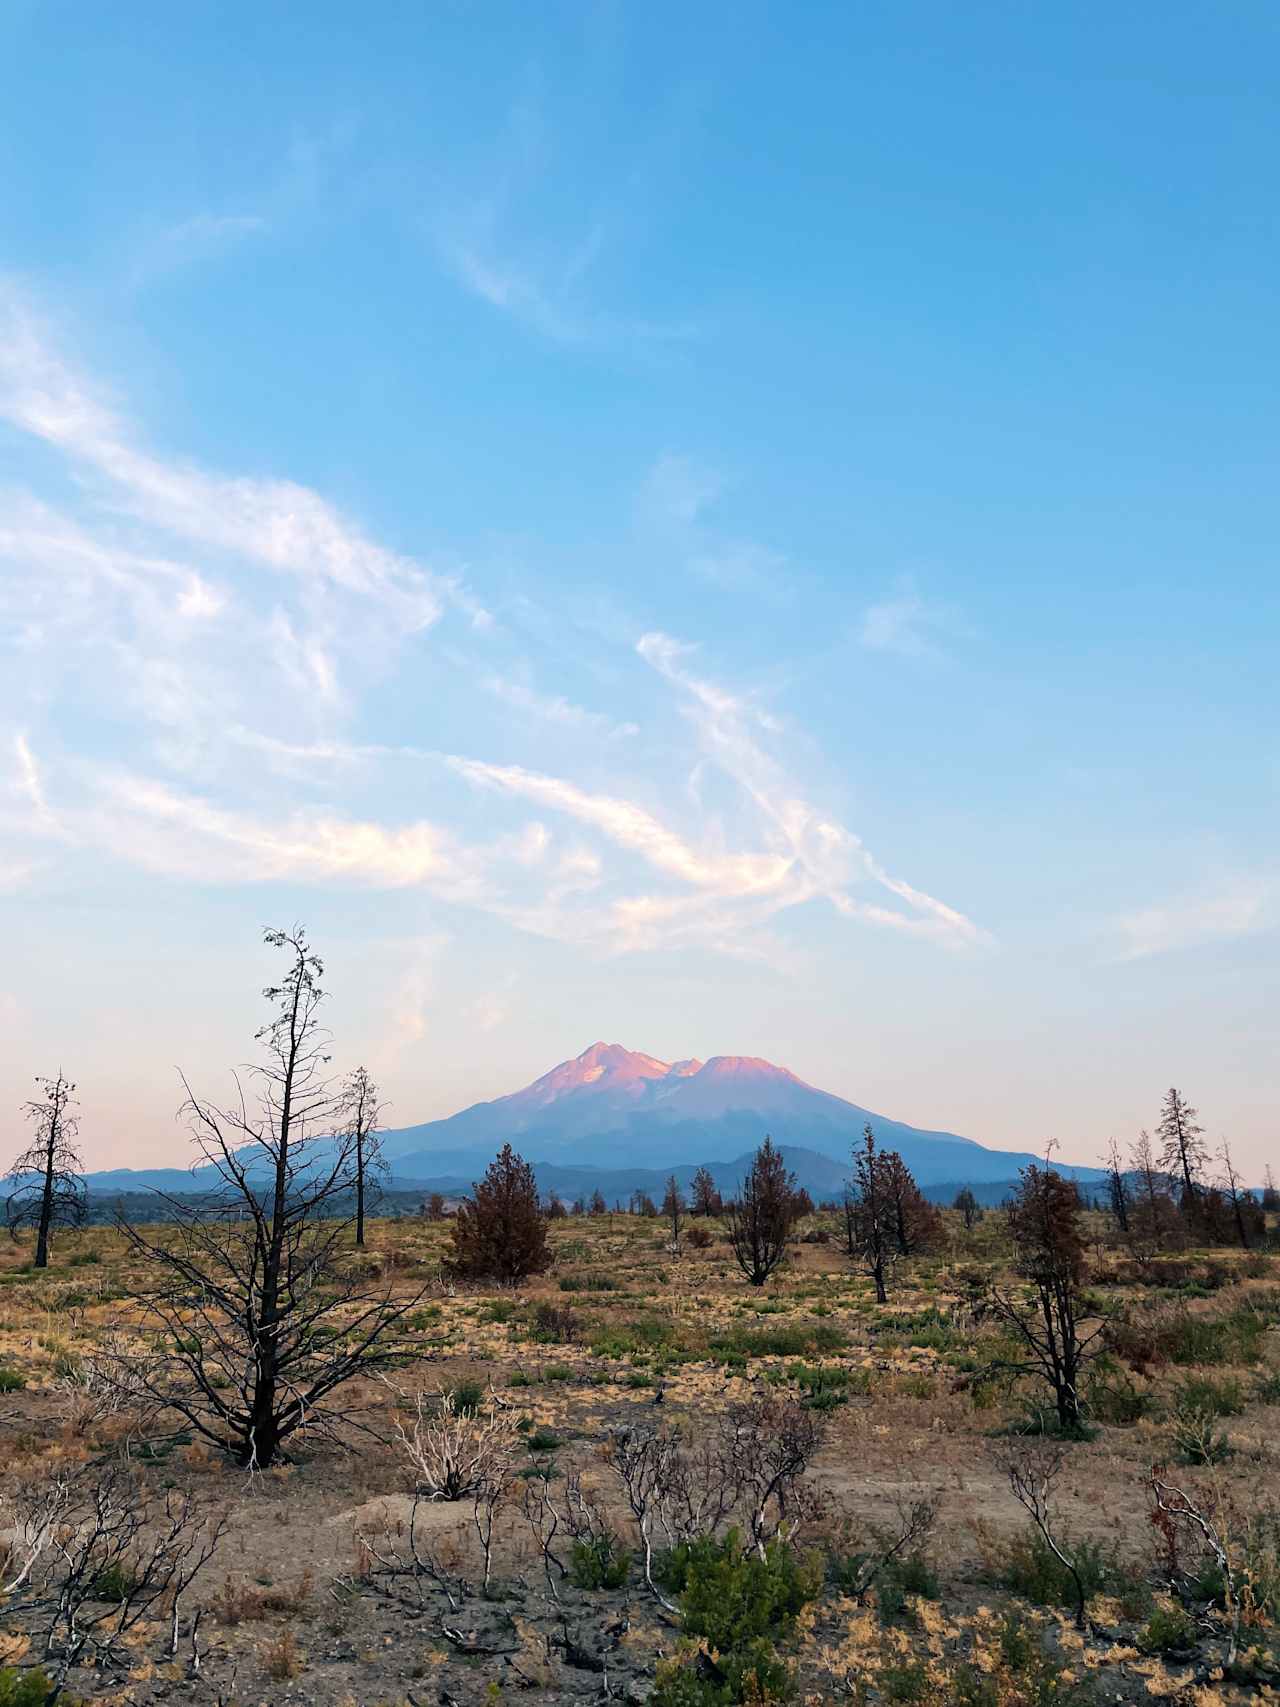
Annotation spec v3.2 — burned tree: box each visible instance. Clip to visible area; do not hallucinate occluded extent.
[341,1065,386,1249]
[844,1124,897,1303]
[691,1164,721,1217]
[953,1185,982,1229]
[1128,1128,1178,1255]
[662,1174,685,1247]
[882,1149,941,1256]
[1217,1139,1263,1251]
[725,1136,796,1286]
[1157,1088,1209,1222]
[987,1161,1103,1435]
[1102,1136,1131,1236]
[446,1143,551,1283]
[6,1072,86,1268]
[0,1464,223,1690]
[122,926,424,1469]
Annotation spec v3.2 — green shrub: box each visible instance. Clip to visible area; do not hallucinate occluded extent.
[590,1317,677,1359]
[788,1364,849,1411]
[0,1368,26,1392]
[1170,1402,1232,1465]
[1176,1373,1246,1417]
[559,1272,619,1292]
[707,1323,847,1361]
[89,1561,137,1602]
[0,1666,80,1705]
[657,1530,822,1652]
[479,1299,517,1324]
[998,1529,1112,1611]
[525,1427,562,1453]
[1137,1602,1197,1657]
[949,1615,1091,1705]
[444,1379,485,1415]
[569,1533,630,1590]
[1086,1373,1155,1427]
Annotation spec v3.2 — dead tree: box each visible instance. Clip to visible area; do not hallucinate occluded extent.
[1102,1137,1131,1236]
[953,1186,982,1229]
[1149,1469,1241,1671]
[121,926,425,1469]
[6,1073,86,1268]
[725,1136,796,1286]
[392,1390,520,1501]
[831,1496,938,1604]
[716,1395,823,1559]
[1217,1139,1261,1251]
[691,1165,721,1217]
[1158,1088,1209,1223]
[341,1065,387,1249]
[845,1125,897,1303]
[986,1162,1104,1434]
[1128,1129,1178,1256]
[604,1426,682,1613]
[0,1465,223,1690]
[995,1439,1090,1630]
[662,1174,685,1249]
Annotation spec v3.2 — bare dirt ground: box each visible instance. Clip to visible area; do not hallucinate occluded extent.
[1,1212,1277,1705]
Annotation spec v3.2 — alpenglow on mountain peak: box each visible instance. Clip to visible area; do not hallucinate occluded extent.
[358,1041,1106,1193]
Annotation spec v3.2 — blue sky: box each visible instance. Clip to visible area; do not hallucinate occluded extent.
[1,2,1276,1173]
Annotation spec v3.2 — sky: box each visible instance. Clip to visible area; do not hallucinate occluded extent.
[1,2,1276,1177]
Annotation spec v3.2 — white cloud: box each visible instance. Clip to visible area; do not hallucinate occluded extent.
[1112,875,1277,960]
[0,285,483,631]
[637,630,984,947]
[642,453,724,528]
[446,756,794,898]
[859,583,961,658]
[482,674,638,739]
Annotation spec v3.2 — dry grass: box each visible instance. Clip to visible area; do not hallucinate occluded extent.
[0,1209,1276,1703]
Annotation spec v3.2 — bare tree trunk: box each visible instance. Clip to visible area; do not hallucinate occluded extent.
[355,1130,366,1249]
[35,1132,56,1269]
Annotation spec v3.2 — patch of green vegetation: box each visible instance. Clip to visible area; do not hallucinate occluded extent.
[787,1363,850,1411]
[708,1322,848,1361]
[997,1529,1114,1612]
[0,1367,26,1392]
[1175,1373,1247,1417]
[479,1299,518,1324]
[1137,1602,1197,1657]
[569,1534,630,1590]
[948,1614,1092,1705]
[589,1317,679,1359]
[444,1379,485,1415]
[0,1666,82,1705]
[652,1530,823,1706]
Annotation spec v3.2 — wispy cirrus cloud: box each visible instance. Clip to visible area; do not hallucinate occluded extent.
[481,674,638,739]
[639,452,792,600]
[859,580,964,659]
[1,281,977,970]
[1112,874,1278,961]
[637,630,984,947]
[0,284,486,631]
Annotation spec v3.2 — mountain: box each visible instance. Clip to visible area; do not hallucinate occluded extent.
[378,1042,1102,1189]
[71,1043,1104,1203]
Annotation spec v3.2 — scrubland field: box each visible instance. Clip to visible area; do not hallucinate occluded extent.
[0,1206,1278,1707]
